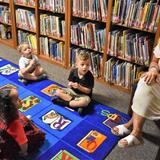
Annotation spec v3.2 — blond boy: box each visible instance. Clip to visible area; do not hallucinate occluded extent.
[52,51,94,111]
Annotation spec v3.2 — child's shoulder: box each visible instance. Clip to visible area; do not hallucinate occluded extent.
[87,70,94,77]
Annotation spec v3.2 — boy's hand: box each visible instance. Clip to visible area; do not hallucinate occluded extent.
[68,82,79,89]
[30,59,36,65]
[68,81,72,87]
[72,82,79,89]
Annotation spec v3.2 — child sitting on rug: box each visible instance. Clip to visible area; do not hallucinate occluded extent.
[0,87,45,159]
[17,42,47,85]
[0,86,21,106]
[52,51,94,111]
[0,87,28,157]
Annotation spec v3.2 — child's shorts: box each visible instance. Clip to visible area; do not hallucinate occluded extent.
[62,88,91,104]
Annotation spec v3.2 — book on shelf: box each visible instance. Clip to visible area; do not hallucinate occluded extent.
[0,24,11,39]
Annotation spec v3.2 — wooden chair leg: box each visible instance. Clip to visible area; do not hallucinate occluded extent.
[128,83,138,116]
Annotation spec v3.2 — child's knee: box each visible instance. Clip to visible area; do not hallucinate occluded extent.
[84,97,91,105]
[77,97,91,106]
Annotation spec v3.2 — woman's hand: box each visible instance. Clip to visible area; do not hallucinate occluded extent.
[141,68,158,84]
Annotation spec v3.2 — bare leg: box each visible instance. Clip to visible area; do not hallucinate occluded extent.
[55,89,72,101]
[118,112,145,146]
[112,117,133,134]
[130,112,145,137]
[34,65,45,77]
[21,73,39,80]
[69,98,89,108]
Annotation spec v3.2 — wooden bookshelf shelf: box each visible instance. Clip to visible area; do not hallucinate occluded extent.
[107,54,149,67]
[71,43,104,54]
[0,0,160,93]
[0,38,14,47]
[112,22,156,34]
[72,15,106,23]
[0,21,11,26]
[15,3,35,9]
[40,34,65,42]
[39,8,65,14]
[0,1,9,4]
[16,27,36,34]
[39,54,65,68]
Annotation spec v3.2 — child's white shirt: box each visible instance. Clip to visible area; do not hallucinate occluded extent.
[19,55,39,69]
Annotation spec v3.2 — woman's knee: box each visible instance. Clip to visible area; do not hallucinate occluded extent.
[136,78,153,95]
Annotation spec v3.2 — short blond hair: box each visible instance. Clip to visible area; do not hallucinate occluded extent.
[77,51,90,61]
[17,42,30,53]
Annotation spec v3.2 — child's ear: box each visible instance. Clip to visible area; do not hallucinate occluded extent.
[17,46,21,53]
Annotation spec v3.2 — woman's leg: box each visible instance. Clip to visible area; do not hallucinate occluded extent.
[118,112,145,146]
[111,117,133,134]
[130,112,145,137]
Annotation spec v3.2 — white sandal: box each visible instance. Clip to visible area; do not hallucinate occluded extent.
[118,135,144,148]
[111,124,131,136]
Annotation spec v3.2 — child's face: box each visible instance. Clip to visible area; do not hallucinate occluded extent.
[76,57,90,76]
[21,45,32,58]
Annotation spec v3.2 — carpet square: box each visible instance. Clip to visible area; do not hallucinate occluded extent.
[18,90,51,117]
[32,104,83,139]
[0,79,26,94]
[84,102,130,132]
[28,79,64,100]
[37,140,92,160]
[28,129,59,160]
[0,75,7,82]
[0,63,19,78]
[62,121,119,160]
[0,58,9,66]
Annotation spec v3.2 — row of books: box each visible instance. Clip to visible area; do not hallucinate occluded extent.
[71,21,105,52]
[112,0,160,32]
[40,36,64,62]
[16,9,36,31]
[70,47,103,78]
[104,57,143,89]
[0,24,11,39]
[40,14,65,38]
[17,30,37,50]
[39,0,65,13]
[0,5,11,24]
[14,0,35,6]
[72,0,108,21]
[108,29,151,66]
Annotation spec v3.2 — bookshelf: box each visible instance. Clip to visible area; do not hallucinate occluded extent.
[1,0,160,93]
[0,0,15,47]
